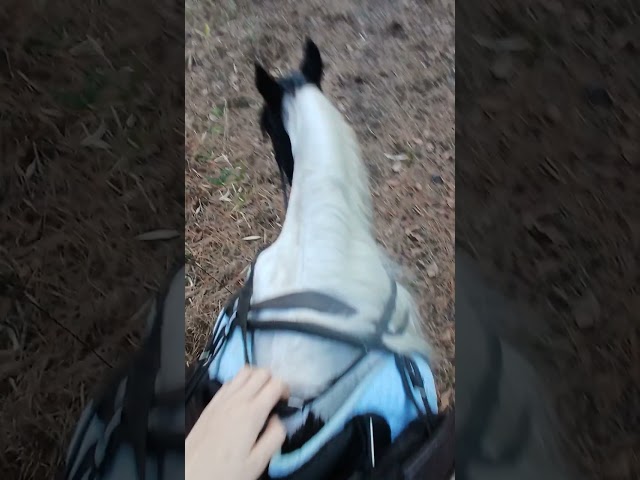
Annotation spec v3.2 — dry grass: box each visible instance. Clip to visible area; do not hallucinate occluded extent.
[185,0,455,404]
[0,1,182,478]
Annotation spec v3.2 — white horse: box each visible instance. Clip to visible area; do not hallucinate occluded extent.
[194,39,447,479]
[251,39,433,407]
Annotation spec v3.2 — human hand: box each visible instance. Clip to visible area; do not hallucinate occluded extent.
[186,366,290,480]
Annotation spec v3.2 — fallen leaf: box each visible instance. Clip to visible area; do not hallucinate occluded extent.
[24,159,36,180]
[572,9,591,31]
[573,289,600,329]
[135,229,180,241]
[408,230,424,242]
[491,55,514,80]
[621,140,638,164]
[545,104,562,123]
[392,162,402,173]
[442,327,454,343]
[81,121,110,150]
[440,389,453,409]
[426,262,439,278]
[384,153,409,162]
[473,35,531,52]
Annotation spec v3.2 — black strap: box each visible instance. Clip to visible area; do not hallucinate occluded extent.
[243,276,400,354]
[247,319,379,351]
[271,351,369,417]
[375,277,398,337]
[251,291,357,316]
[235,274,254,364]
[394,355,437,431]
[216,254,433,419]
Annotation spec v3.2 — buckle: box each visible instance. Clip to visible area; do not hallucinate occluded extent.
[406,359,431,413]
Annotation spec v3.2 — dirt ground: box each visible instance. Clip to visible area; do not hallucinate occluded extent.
[185,0,455,402]
[458,1,640,479]
[0,1,182,478]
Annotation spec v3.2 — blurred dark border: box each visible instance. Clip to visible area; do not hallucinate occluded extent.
[456,0,638,479]
[0,1,184,478]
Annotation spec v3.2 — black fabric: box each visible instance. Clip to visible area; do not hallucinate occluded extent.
[362,413,449,480]
[184,338,453,480]
[257,414,392,480]
[365,409,454,480]
[280,413,326,453]
[402,410,454,480]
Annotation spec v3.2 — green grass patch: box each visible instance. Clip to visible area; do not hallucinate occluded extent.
[211,105,225,119]
[206,164,247,186]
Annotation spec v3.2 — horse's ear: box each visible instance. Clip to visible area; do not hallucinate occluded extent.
[300,38,323,88]
[255,62,282,107]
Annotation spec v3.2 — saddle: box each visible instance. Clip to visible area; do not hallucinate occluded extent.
[185,250,455,480]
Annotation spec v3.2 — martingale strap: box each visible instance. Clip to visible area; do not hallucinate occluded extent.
[205,248,436,424]
[184,247,449,479]
[251,292,358,317]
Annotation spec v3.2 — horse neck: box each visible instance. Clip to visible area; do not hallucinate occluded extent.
[290,88,371,222]
[262,87,386,299]
[248,88,431,401]
[248,87,395,401]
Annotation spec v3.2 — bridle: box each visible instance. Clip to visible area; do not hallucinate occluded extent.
[187,247,436,429]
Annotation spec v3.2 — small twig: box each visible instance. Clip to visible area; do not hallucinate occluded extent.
[4,48,13,79]
[17,71,42,92]
[22,290,113,368]
[223,98,229,154]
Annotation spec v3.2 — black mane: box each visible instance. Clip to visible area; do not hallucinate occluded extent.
[255,38,324,186]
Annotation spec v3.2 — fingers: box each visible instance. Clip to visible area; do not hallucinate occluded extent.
[238,367,273,399]
[253,376,290,420]
[248,415,287,477]
[215,366,290,426]
[224,365,253,393]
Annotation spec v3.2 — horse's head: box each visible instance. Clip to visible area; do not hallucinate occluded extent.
[254,38,323,185]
